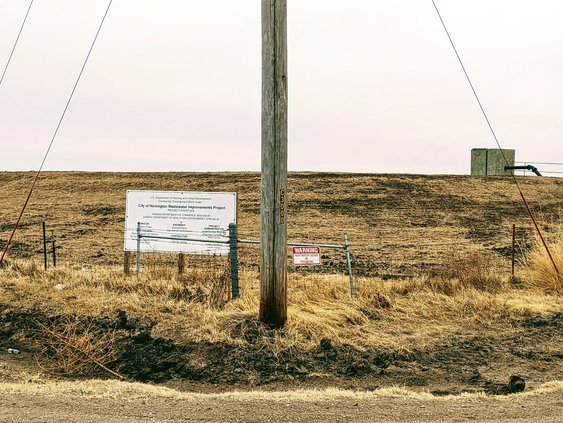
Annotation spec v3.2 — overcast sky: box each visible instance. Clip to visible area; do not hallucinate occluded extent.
[0,0,562,174]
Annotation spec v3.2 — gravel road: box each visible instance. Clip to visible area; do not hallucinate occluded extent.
[1,390,562,423]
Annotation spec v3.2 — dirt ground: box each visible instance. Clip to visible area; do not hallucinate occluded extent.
[0,386,562,423]
[1,352,563,422]
[2,307,562,396]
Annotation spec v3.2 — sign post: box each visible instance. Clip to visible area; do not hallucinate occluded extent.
[260,0,288,326]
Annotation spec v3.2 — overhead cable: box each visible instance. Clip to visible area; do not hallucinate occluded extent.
[0,0,35,86]
[0,0,113,265]
[431,0,559,274]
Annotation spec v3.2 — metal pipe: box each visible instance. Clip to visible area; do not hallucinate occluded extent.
[237,238,346,250]
[42,218,48,270]
[505,165,542,176]
[136,222,141,279]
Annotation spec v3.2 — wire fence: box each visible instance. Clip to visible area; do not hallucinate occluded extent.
[0,234,44,261]
[515,161,563,177]
[0,223,356,298]
[236,238,354,294]
[2,170,561,310]
[1,213,558,295]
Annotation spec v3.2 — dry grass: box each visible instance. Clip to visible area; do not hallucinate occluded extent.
[433,250,508,293]
[0,376,561,401]
[522,222,563,293]
[1,258,561,355]
[1,172,561,392]
[34,317,122,379]
[1,172,562,278]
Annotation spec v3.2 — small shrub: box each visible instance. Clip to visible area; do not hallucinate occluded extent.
[435,251,507,293]
[35,317,121,378]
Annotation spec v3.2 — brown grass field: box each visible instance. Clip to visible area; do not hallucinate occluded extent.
[0,172,562,421]
[0,171,562,275]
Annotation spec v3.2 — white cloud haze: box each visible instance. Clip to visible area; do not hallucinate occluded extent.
[0,0,562,174]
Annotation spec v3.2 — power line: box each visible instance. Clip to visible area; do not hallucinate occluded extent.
[0,0,34,87]
[0,0,113,265]
[431,0,559,275]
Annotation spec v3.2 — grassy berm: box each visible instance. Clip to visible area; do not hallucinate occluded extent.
[0,172,562,396]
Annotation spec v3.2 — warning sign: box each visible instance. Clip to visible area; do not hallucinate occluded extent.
[292,246,321,266]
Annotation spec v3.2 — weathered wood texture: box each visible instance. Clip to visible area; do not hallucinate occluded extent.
[260,0,288,326]
[123,251,132,275]
[178,253,185,275]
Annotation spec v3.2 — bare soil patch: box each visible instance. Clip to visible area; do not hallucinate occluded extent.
[2,305,561,395]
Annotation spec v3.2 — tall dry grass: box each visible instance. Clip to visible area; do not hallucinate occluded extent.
[432,250,508,293]
[1,257,562,356]
[523,222,563,293]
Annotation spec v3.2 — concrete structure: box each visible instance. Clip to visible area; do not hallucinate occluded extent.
[471,148,515,176]
[471,149,488,176]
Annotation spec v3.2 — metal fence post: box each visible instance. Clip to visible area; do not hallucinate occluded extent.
[344,233,355,298]
[42,217,48,270]
[229,222,240,299]
[512,223,516,280]
[136,222,141,279]
[51,234,56,268]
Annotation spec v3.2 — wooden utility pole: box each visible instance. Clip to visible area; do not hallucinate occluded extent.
[260,0,288,326]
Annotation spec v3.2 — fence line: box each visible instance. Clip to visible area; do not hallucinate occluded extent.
[515,161,563,177]
[1,216,552,295]
[1,224,541,278]
[134,224,356,298]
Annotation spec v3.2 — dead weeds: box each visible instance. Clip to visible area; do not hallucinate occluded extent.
[1,258,562,391]
[34,317,123,379]
[522,222,563,293]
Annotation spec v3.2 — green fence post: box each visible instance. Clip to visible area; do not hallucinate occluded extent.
[344,233,355,298]
[229,223,240,299]
[51,233,56,268]
[136,222,141,279]
[42,217,48,271]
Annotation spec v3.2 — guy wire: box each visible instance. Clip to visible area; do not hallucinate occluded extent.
[431,0,559,274]
[0,0,34,86]
[0,0,113,265]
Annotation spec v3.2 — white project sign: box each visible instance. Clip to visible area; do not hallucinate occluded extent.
[124,190,236,255]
